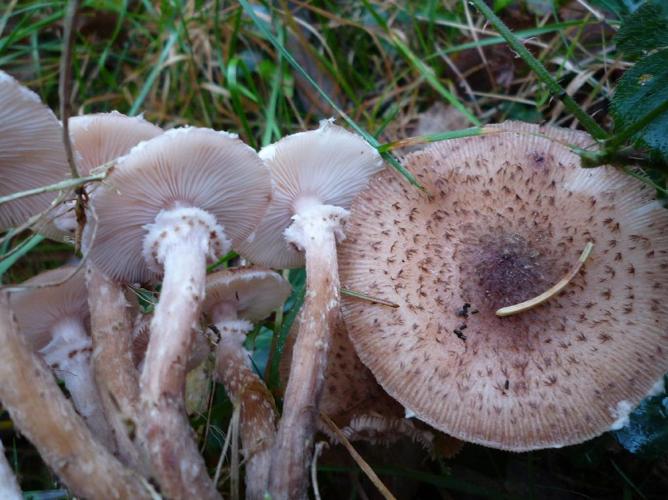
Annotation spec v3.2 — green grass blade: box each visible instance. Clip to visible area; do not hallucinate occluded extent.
[360,0,480,127]
[0,234,45,280]
[128,30,178,116]
[468,0,608,140]
[238,0,424,190]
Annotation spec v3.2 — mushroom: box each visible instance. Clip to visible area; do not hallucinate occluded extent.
[0,70,68,230]
[0,440,21,500]
[339,121,668,451]
[238,120,383,498]
[8,265,114,449]
[87,127,271,499]
[0,292,153,499]
[41,111,163,240]
[201,267,291,500]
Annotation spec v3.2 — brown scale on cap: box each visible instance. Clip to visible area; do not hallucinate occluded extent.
[339,121,668,451]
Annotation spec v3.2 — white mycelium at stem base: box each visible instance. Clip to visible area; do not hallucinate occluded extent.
[139,206,229,500]
[269,198,348,499]
[40,316,113,447]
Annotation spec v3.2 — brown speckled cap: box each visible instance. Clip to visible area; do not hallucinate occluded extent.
[0,71,69,230]
[339,121,668,451]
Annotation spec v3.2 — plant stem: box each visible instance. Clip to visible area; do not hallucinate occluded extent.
[139,236,220,500]
[468,0,607,140]
[0,171,107,206]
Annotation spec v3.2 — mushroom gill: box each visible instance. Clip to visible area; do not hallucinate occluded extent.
[339,121,668,451]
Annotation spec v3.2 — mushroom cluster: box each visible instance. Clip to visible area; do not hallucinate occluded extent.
[1,71,668,500]
[339,122,668,451]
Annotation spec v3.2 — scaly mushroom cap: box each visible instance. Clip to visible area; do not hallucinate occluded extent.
[0,71,69,229]
[70,112,163,176]
[9,265,87,351]
[87,127,272,283]
[201,267,291,323]
[339,121,668,451]
[238,120,384,269]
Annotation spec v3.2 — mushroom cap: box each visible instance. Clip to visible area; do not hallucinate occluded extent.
[38,112,164,242]
[69,112,163,176]
[87,127,272,283]
[238,120,384,269]
[8,265,87,351]
[201,267,291,323]
[339,121,668,451]
[0,70,69,229]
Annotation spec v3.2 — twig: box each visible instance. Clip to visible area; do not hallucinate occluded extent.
[496,242,594,317]
[319,412,397,500]
[59,0,85,252]
[213,412,236,487]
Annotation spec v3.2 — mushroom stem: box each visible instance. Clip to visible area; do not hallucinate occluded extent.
[0,293,154,499]
[139,207,226,500]
[496,242,594,317]
[214,314,277,500]
[86,263,146,471]
[269,203,347,499]
[0,440,21,500]
[40,316,115,450]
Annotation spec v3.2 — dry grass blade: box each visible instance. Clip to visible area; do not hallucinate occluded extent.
[319,412,397,500]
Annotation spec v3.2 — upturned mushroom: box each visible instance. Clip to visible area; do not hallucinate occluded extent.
[339,121,668,451]
[42,111,163,240]
[87,127,271,499]
[8,265,114,448]
[0,70,68,230]
[201,267,290,500]
[238,120,383,499]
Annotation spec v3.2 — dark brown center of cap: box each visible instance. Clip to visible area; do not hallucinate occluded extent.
[458,229,562,311]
